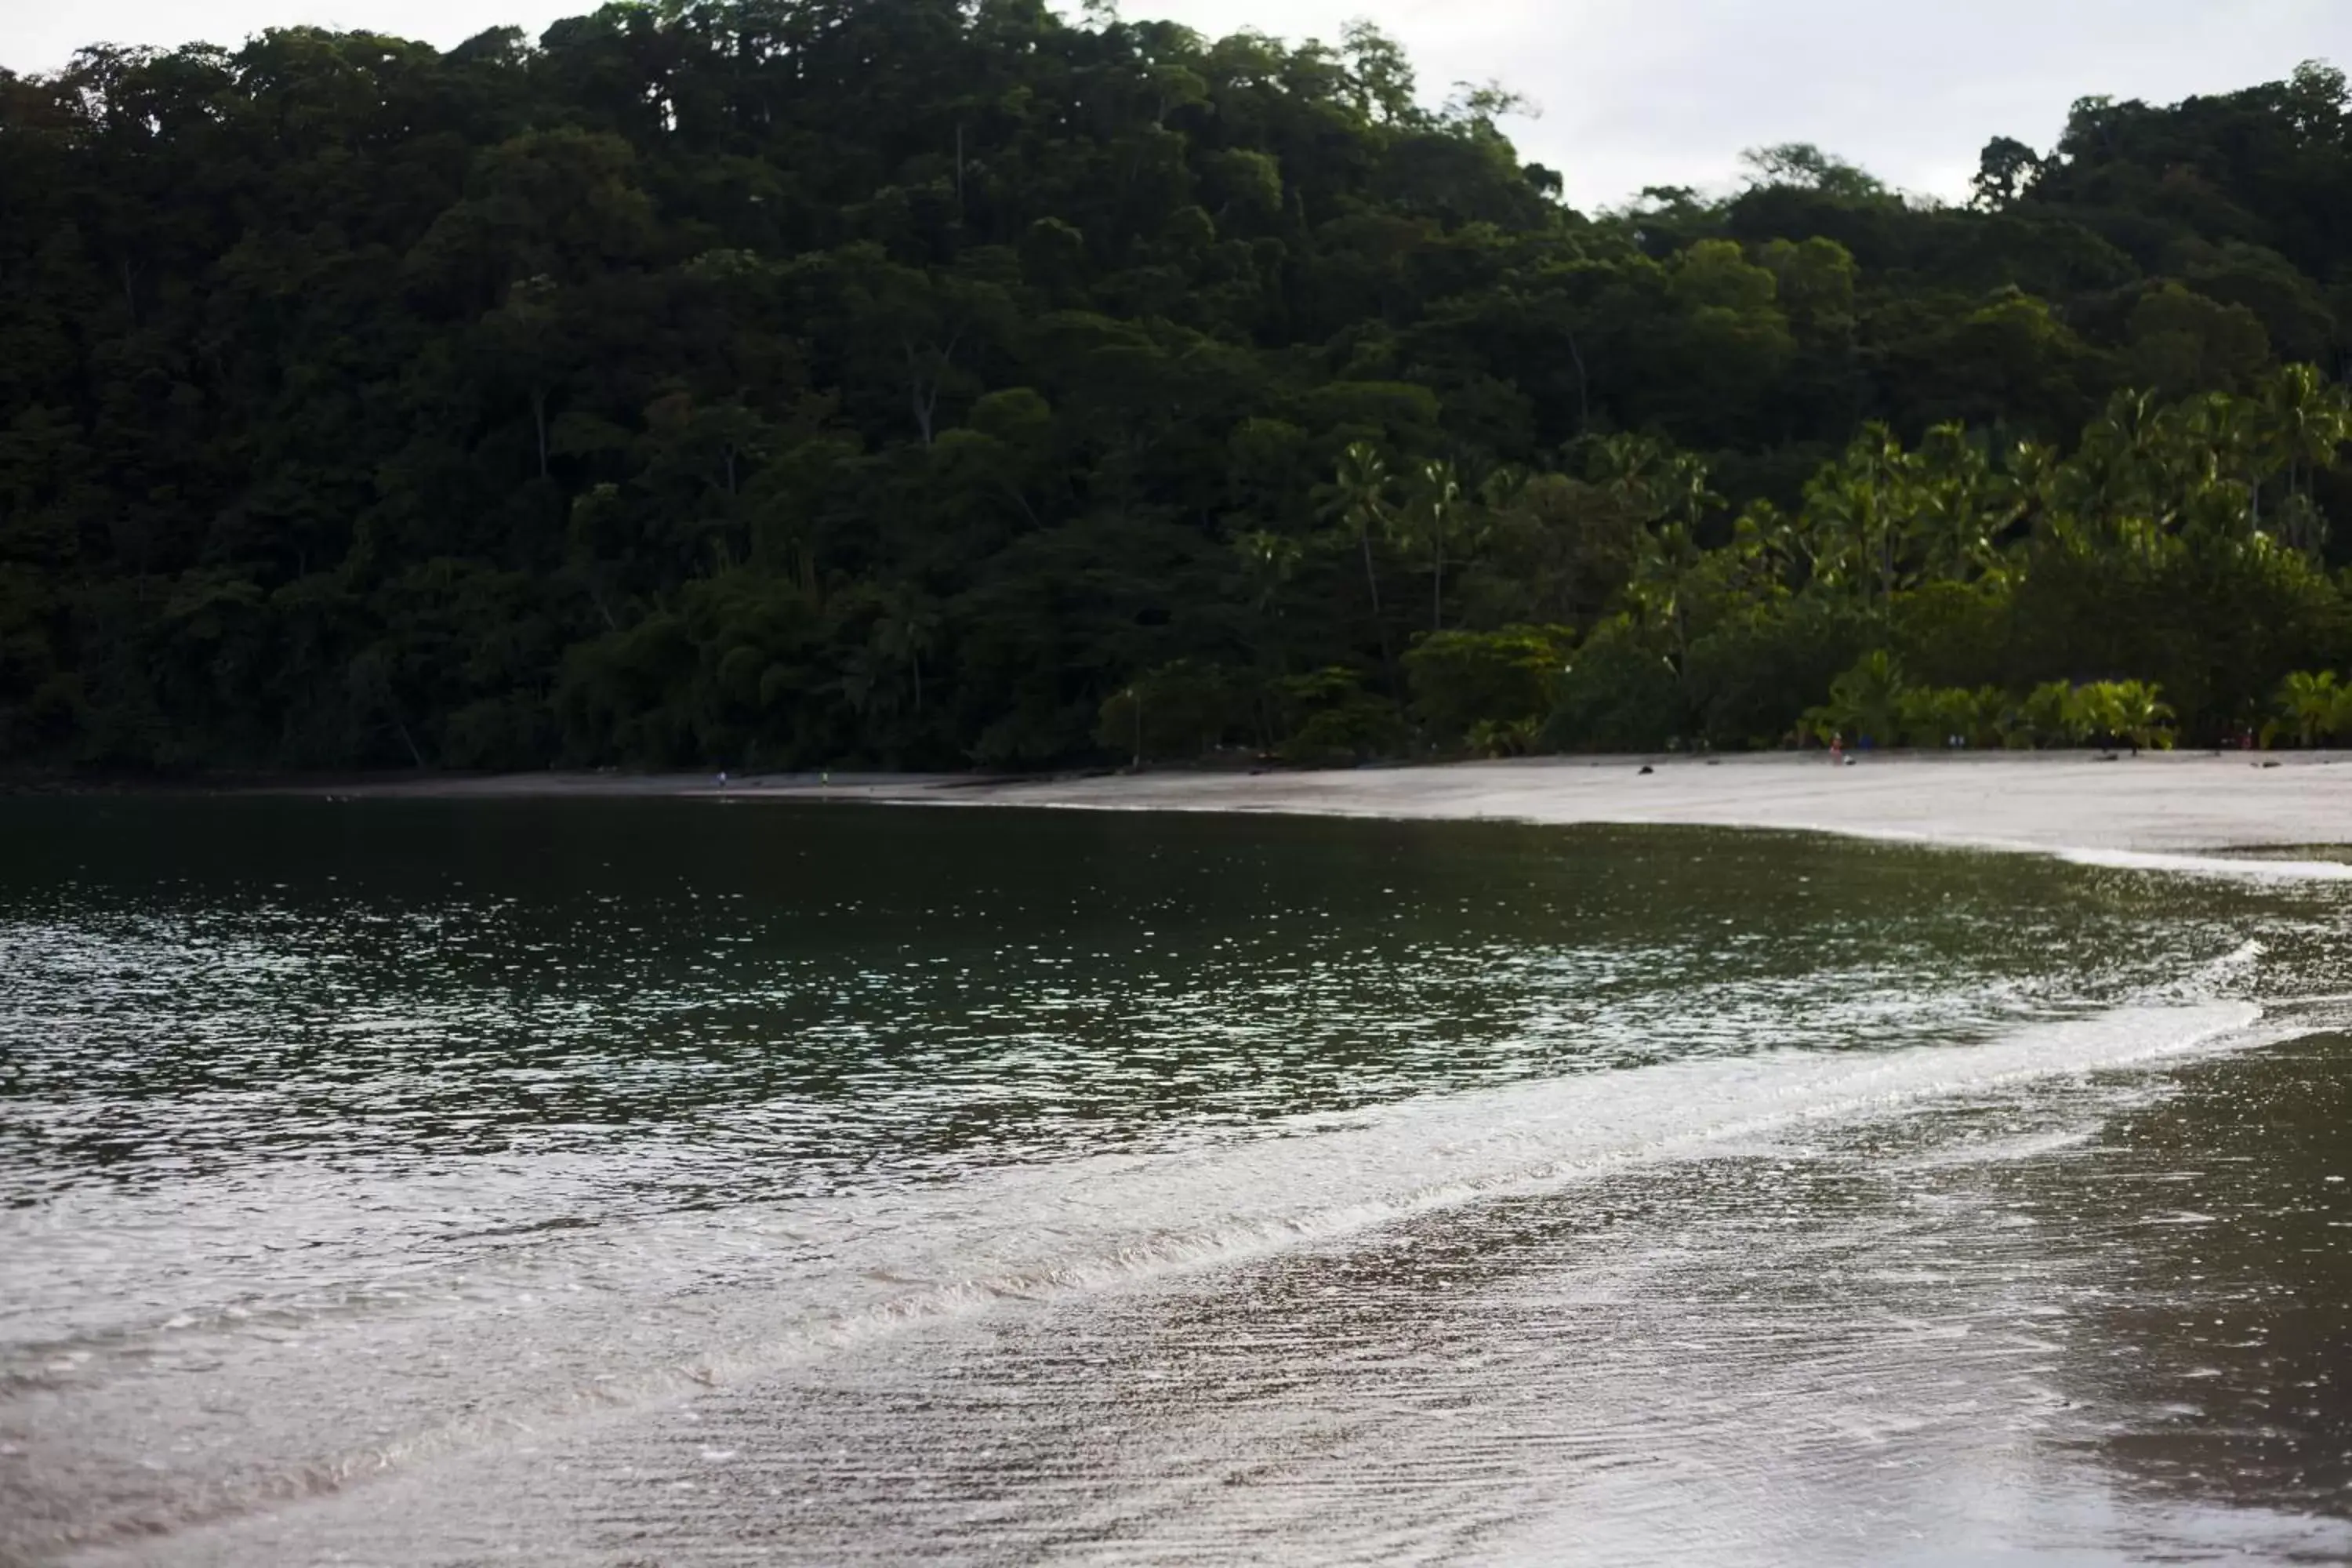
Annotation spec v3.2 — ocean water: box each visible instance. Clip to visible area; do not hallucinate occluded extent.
[2,799,2350,1565]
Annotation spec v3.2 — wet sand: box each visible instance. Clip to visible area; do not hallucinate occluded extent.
[307,752,2352,862]
[57,1017,2352,1568]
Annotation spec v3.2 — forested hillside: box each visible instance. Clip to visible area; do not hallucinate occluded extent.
[4,2,2352,770]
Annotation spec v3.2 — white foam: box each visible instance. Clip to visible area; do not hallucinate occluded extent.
[96,1006,2283,1384]
[890,792,2352,883]
[14,1000,2270,1556]
[2057,847,2352,881]
[895,1002,2261,1282]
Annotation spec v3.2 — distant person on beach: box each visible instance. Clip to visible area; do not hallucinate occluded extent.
[1829,733,1844,765]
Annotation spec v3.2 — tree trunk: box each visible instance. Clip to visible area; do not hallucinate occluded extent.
[1360,529,1394,690]
[903,332,961,447]
[909,376,935,446]
[1564,329,1591,434]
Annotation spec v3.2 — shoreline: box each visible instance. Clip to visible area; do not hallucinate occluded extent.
[212,750,2352,872]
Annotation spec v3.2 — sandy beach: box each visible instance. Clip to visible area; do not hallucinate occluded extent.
[292,751,2352,867]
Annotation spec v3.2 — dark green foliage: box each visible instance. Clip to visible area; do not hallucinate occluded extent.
[1271,667,1409,765]
[1096,660,1250,764]
[1682,596,1874,750]
[1542,622,1686,753]
[2,14,2350,769]
[1403,625,1570,749]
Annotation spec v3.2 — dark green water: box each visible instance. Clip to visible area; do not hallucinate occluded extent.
[0,800,2300,1196]
[2,800,2349,1565]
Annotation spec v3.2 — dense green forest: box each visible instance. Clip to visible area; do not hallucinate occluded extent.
[4,2,2352,771]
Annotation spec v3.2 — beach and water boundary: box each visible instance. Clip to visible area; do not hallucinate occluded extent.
[280,751,2352,871]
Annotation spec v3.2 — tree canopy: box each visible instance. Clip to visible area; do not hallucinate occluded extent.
[2,6,2349,771]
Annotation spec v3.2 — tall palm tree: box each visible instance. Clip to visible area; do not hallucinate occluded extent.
[1474,464,1526,520]
[2259,365,2352,502]
[2190,390,2265,534]
[2256,366,2352,554]
[1392,459,1464,632]
[1586,434,1672,510]
[1802,425,1910,614]
[1590,435,1722,533]
[1232,530,1304,614]
[1905,421,2022,585]
[2071,388,2174,556]
[1626,517,1704,673]
[1314,442,1395,664]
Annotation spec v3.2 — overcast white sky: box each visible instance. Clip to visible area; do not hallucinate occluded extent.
[5,0,2347,210]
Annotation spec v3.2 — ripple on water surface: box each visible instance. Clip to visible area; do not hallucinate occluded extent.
[2,799,2350,1564]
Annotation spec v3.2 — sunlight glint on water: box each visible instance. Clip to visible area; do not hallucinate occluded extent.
[3,799,2350,1565]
